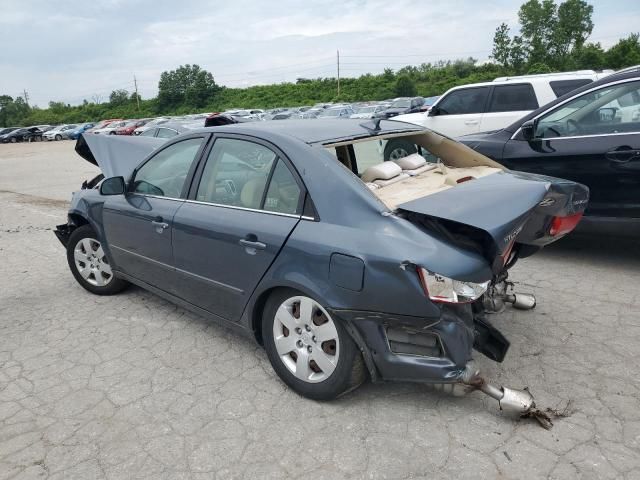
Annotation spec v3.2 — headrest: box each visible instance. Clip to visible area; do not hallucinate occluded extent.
[361,162,402,183]
[394,153,426,170]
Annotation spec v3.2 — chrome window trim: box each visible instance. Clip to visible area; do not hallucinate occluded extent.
[129,192,316,220]
[183,198,313,220]
[517,130,640,141]
[510,77,640,140]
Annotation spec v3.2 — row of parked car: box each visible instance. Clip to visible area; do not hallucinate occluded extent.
[0,113,213,144]
[223,96,440,122]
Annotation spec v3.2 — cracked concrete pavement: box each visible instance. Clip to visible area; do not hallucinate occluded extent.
[1,141,640,479]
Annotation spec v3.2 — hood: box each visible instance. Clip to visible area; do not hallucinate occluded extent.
[75,133,165,178]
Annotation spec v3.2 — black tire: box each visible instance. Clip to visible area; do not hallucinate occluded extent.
[10,137,17,143]
[262,288,366,400]
[109,131,116,135]
[383,139,417,162]
[66,225,129,295]
[55,134,62,141]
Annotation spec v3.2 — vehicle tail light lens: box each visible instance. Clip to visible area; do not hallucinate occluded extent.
[549,212,583,236]
[417,267,489,304]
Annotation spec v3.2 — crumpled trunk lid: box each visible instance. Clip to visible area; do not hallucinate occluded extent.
[398,170,589,273]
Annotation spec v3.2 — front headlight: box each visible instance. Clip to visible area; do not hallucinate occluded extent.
[417,267,489,304]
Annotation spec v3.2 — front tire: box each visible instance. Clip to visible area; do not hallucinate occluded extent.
[55,134,62,141]
[66,225,129,295]
[263,289,366,400]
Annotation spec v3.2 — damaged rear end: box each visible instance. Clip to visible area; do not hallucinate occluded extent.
[360,127,588,419]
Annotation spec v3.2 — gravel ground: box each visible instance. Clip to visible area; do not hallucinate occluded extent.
[1,141,640,479]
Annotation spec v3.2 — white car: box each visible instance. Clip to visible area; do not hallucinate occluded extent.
[395,70,614,138]
[43,124,77,141]
[350,105,387,119]
[92,121,126,135]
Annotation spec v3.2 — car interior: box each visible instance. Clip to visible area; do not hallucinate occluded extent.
[327,132,503,209]
[536,80,640,138]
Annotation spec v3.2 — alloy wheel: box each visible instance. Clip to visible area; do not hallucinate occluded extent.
[73,237,113,287]
[389,147,409,160]
[272,296,340,383]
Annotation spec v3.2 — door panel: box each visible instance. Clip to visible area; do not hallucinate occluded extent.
[425,113,483,137]
[502,133,640,218]
[171,204,299,320]
[102,195,183,288]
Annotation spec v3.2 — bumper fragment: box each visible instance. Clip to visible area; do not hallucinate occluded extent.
[54,223,72,247]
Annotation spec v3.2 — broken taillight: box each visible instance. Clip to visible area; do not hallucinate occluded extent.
[417,267,489,304]
[549,212,583,236]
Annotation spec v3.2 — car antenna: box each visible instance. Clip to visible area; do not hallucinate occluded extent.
[360,118,382,134]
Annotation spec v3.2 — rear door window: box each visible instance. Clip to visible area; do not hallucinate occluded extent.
[436,87,490,115]
[488,84,539,112]
[550,79,593,98]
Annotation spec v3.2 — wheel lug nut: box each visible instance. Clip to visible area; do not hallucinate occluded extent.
[307,346,312,353]
[305,324,311,332]
[295,327,302,334]
[296,340,303,348]
[312,336,317,343]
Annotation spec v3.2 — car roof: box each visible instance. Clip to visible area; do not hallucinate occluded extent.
[443,72,605,93]
[191,118,425,145]
[504,68,640,132]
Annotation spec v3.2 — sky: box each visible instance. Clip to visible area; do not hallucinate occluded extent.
[1,0,638,107]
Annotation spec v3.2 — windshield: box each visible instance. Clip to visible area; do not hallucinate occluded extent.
[320,109,342,117]
[391,99,411,108]
[357,106,376,114]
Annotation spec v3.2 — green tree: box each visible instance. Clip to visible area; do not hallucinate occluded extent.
[395,76,417,97]
[109,89,130,106]
[518,0,558,65]
[571,42,606,69]
[494,0,594,70]
[605,33,640,69]
[157,64,219,111]
[492,23,513,67]
[554,0,594,60]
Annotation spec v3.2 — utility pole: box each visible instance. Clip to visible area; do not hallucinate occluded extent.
[336,50,341,98]
[23,89,29,107]
[133,74,140,111]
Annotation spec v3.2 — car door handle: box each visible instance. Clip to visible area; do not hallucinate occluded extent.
[606,147,640,163]
[151,218,169,232]
[239,239,267,250]
[464,120,479,125]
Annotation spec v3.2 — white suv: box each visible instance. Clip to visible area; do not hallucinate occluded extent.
[394,70,614,139]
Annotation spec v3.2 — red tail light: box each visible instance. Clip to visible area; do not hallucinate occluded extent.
[549,212,583,236]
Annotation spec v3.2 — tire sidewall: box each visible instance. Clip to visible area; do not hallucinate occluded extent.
[66,225,127,295]
[262,288,362,401]
[384,139,417,162]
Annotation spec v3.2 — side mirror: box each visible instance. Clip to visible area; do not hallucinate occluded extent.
[428,106,439,117]
[100,176,126,195]
[521,119,537,141]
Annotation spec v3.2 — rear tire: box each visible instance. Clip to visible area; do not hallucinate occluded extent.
[384,139,417,162]
[66,225,129,295]
[55,134,62,141]
[263,289,366,400]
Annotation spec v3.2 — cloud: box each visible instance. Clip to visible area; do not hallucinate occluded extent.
[0,0,636,107]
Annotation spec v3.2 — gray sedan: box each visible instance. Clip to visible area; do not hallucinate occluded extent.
[55,120,588,413]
